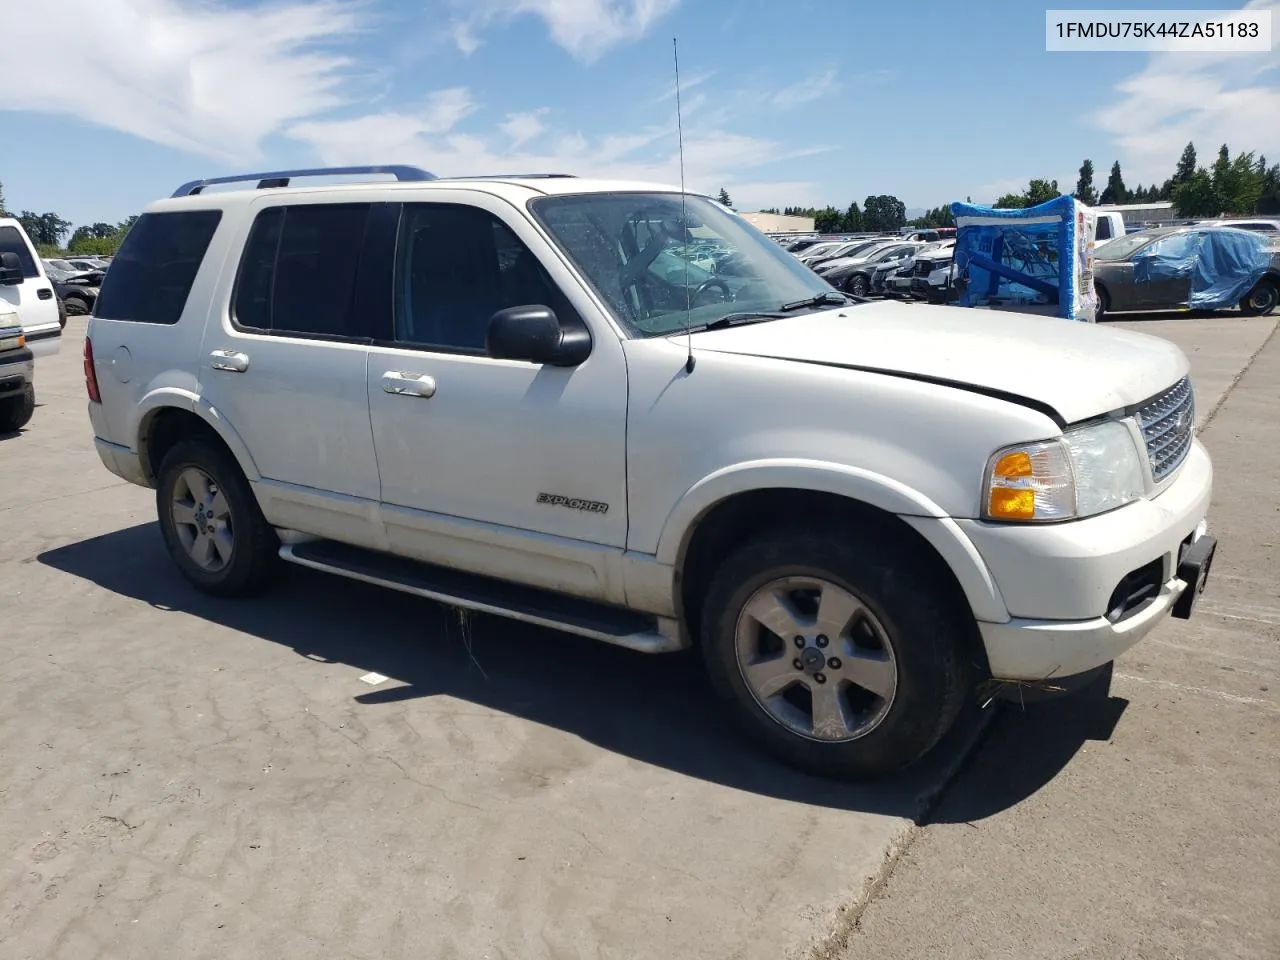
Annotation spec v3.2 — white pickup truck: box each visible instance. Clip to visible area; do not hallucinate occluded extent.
[84,167,1216,780]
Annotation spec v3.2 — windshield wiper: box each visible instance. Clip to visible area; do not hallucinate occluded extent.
[778,291,855,312]
[701,312,786,330]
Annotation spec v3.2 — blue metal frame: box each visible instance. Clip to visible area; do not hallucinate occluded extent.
[171,165,437,198]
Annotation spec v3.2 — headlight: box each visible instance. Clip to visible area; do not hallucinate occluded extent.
[983,420,1146,522]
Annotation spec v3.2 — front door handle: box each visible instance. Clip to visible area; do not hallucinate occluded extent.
[209,350,250,373]
[382,371,436,398]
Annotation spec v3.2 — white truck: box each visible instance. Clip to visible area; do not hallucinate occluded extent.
[0,217,65,356]
[84,166,1217,780]
[1092,210,1128,247]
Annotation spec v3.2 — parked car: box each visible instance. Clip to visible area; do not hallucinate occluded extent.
[0,218,64,358]
[1093,226,1280,319]
[794,240,848,264]
[816,242,922,295]
[909,246,958,303]
[53,271,105,316]
[804,238,892,270]
[1196,218,1279,235]
[0,296,35,432]
[86,165,1217,781]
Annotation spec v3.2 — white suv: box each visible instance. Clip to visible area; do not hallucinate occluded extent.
[85,166,1217,780]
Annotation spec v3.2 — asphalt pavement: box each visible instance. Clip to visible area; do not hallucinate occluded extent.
[0,314,1275,960]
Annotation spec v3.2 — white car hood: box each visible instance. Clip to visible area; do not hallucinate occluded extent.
[683,301,1188,425]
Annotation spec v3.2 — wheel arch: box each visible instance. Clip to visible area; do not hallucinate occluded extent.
[135,390,261,487]
[661,463,1007,660]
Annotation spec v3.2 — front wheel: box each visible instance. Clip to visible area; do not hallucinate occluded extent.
[1094,284,1110,321]
[845,273,869,297]
[156,437,280,597]
[1239,278,1278,316]
[700,531,969,780]
[63,297,90,317]
[0,384,35,432]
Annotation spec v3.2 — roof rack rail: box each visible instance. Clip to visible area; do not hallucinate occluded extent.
[170,165,437,198]
[447,173,577,180]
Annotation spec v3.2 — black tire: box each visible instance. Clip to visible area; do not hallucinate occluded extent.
[1095,284,1110,321]
[846,273,869,297]
[156,436,279,597]
[700,530,969,780]
[64,297,90,317]
[1238,278,1278,316]
[0,384,35,432]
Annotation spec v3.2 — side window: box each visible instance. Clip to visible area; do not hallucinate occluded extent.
[94,210,222,325]
[1146,232,1198,260]
[0,226,39,278]
[393,204,564,352]
[232,203,371,338]
[1095,217,1111,241]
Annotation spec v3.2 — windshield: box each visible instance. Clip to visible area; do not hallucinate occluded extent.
[1095,233,1160,260]
[531,193,841,336]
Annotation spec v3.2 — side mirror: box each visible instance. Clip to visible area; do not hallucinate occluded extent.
[485,305,590,367]
[0,252,23,286]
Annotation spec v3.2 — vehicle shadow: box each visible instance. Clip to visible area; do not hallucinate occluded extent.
[39,522,1126,822]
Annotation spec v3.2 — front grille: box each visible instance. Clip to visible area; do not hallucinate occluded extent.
[1137,376,1195,482]
[914,259,933,277]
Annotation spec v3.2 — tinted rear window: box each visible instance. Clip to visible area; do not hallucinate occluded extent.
[94,210,222,324]
[231,203,371,338]
[0,225,39,278]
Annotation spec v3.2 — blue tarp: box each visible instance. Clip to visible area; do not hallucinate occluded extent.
[950,196,1091,320]
[1132,228,1272,309]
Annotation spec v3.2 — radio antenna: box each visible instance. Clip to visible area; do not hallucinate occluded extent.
[673,36,695,374]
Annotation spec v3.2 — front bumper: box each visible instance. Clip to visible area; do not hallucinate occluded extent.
[960,439,1214,680]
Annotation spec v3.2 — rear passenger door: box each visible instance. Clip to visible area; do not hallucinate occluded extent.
[198,199,391,548]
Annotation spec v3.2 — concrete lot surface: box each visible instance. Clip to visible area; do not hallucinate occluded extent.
[1,314,1276,960]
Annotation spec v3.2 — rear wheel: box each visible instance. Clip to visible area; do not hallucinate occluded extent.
[63,297,90,317]
[1239,278,1278,316]
[156,437,279,597]
[700,531,969,780]
[1095,284,1110,321]
[0,384,35,432]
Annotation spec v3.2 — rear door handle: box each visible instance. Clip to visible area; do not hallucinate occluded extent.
[382,371,436,398]
[209,350,250,373]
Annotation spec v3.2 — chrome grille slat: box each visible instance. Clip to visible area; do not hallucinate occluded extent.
[1137,377,1194,482]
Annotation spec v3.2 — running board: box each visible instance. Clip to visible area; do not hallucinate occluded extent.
[278,540,685,654]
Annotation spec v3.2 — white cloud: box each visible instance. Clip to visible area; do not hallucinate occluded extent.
[770,67,839,109]
[287,91,828,198]
[500,108,551,147]
[1095,0,1280,186]
[0,0,359,163]
[449,0,681,62]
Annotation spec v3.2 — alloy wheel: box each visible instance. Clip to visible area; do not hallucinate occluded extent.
[734,576,898,742]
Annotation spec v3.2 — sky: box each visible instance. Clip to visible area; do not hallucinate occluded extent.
[1,0,1277,229]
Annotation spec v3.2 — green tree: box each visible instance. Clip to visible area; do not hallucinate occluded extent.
[813,206,843,233]
[1172,169,1221,217]
[1257,162,1280,214]
[862,195,905,231]
[67,232,123,256]
[118,214,139,235]
[17,210,72,247]
[716,187,733,208]
[1099,161,1128,205]
[1025,178,1061,206]
[839,201,862,232]
[1074,159,1098,205]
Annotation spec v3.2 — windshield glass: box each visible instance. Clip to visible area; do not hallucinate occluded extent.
[1095,233,1159,260]
[531,193,841,336]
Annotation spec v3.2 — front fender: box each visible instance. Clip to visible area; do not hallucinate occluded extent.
[655,459,1010,624]
[656,458,948,564]
[133,387,262,482]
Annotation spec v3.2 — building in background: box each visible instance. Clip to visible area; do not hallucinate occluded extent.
[736,211,815,233]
